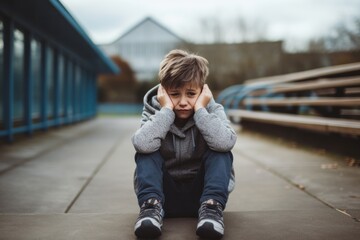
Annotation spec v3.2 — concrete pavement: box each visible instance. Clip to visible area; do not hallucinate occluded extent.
[0,116,359,239]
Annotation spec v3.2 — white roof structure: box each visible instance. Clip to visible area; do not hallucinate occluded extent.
[100,17,185,81]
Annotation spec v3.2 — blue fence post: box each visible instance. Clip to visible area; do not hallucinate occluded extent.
[53,49,59,126]
[3,17,14,142]
[71,61,75,123]
[77,65,80,121]
[70,60,75,123]
[63,57,69,124]
[92,72,97,117]
[85,69,89,119]
[40,40,48,130]
[85,70,90,118]
[80,67,84,120]
[73,64,77,122]
[77,66,81,120]
[74,64,80,122]
[83,68,87,120]
[24,30,33,136]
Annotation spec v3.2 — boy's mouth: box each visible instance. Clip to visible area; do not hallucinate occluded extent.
[176,109,191,112]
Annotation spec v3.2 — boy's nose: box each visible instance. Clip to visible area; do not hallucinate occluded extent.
[179,97,187,106]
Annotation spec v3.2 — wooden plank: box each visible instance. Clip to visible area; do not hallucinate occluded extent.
[341,109,360,116]
[250,77,360,96]
[243,97,360,107]
[345,87,360,95]
[245,62,360,86]
[227,109,360,135]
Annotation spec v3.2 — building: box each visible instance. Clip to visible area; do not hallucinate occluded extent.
[100,17,185,81]
[0,0,119,142]
[186,41,284,87]
[100,17,284,89]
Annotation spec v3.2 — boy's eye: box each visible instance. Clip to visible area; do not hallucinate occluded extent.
[187,92,196,96]
[170,93,179,97]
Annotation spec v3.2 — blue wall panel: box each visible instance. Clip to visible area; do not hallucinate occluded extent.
[0,3,113,142]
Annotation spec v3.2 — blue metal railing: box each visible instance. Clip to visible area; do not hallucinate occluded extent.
[217,83,277,111]
[217,82,314,116]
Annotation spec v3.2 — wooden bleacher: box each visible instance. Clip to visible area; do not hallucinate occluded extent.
[218,62,360,136]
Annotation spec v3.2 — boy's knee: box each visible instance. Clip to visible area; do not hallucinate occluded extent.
[204,149,233,162]
[135,151,164,164]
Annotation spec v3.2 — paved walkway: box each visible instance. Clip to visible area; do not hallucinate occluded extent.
[0,116,359,239]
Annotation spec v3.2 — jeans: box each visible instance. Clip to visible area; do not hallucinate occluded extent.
[134,150,233,217]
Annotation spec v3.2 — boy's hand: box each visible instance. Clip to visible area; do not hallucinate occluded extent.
[157,85,174,110]
[195,84,213,111]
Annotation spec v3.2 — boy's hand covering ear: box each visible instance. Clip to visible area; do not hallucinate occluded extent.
[157,85,174,110]
[195,84,213,111]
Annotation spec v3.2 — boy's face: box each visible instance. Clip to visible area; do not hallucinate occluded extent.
[167,83,202,120]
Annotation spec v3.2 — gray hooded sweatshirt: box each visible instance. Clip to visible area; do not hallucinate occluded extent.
[132,85,237,191]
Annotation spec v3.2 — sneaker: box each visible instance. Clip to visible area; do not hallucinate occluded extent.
[134,198,164,238]
[196,199,224,239]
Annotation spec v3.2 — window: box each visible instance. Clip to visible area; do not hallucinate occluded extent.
[0,20,3,122]
[13,29,24,121]
[31,38,41,119]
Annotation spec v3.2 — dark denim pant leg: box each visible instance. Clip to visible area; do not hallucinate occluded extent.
[200,150,233,209]
[135,150,233,214]
[135,151,164,207]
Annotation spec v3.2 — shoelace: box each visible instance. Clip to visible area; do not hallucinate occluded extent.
[138,202,163,221]
[199,202,223,221]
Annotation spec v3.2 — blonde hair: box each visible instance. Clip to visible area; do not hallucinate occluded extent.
[158,49,209,89]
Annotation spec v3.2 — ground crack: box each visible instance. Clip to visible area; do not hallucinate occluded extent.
[64,136,123,213]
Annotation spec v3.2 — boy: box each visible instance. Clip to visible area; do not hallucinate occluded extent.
[132,49,237,239]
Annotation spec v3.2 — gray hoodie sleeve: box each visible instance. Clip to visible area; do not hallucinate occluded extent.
[194,99,237,152]
[132,107,175,153]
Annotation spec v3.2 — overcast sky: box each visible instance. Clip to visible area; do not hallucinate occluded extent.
[61,0,360,51]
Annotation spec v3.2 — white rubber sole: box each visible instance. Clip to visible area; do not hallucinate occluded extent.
[196,219,224,239]
[134,217,162,238]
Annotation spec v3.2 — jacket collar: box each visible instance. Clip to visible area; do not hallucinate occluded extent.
[170,118,195,138]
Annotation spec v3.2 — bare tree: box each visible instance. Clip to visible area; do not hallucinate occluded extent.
[252,19,268,41]
[312,16,360,52]
[306,38,327,53]
[199,15,268,43]
[237,17,249,42]
[200,17,224,43]
[236,17,268,42]
[335,17,360,50]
